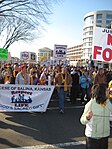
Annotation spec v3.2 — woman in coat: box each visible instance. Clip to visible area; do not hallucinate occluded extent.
[80,83,112,149]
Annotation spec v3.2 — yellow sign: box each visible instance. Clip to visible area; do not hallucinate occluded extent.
[40,56,47,62]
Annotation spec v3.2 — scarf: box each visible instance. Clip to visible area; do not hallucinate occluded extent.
[21,73,27,85]
[61,73,68,91]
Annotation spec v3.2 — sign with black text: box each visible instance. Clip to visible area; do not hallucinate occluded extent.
[53,44,67,60]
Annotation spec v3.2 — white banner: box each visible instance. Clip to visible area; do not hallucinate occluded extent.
[92,27,112,63]
[20,51,36,61]
[0,84,54,112]
[20,51,30,60]
[54,44,67,60]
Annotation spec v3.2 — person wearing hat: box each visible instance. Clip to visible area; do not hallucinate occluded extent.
[15,65,30,85]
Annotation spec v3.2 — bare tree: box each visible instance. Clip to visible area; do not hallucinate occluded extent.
[0,0,60,48]
[0,16,8,35]
[0,0,57,28]
[2,18,38,49]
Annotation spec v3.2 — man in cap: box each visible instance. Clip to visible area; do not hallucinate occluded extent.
[15,65,30,85]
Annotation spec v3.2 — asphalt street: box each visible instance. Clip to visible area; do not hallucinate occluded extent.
[0,94,112,149]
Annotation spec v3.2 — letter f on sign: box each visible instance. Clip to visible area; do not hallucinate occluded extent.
[93,46,102,59]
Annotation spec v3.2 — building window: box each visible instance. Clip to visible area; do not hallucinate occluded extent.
[96,14,102,23]
[90,26,93,30]
[38,53,43,56]
[96,20,102,23]
[106,14,112,19]
[106,14,112,26]
[44,53,47,56]
[88,48,92,52]
[89,31,93,35]
[96,14,102,24]
[96,24,102,27]
[97,14,102,19]
[106,20,111,24]
[88,42,92,46]
[84,15,94,26]
[89,37,92,41]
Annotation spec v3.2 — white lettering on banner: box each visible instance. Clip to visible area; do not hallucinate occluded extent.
[92,27,112,63]
[0,84,55,112]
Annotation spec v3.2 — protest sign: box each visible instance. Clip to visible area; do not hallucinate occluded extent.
[92,27,112,62]
[53,44,67,60]
[0,84,54,112]
[0,48,8,60]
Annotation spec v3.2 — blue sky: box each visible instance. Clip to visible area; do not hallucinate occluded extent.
[9,0,112,58]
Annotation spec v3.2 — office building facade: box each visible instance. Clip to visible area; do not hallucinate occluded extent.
[67,44,83,66]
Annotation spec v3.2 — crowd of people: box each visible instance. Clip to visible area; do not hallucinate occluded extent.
[0,62,112,149]
[0,62,112,110]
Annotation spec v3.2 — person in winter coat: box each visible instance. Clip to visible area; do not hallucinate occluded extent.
[54,67,72,114]
[94,68,107,85]
[15,65,30,85]
[80,83,112,149]
[70,67,79,104]
[30,71,40,85]
[80,70,92,103]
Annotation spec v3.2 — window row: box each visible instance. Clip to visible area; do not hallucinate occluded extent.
[83,37,92,42]
[38,53,48,56]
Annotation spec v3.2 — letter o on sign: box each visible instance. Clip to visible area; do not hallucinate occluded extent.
[102,48,112,62]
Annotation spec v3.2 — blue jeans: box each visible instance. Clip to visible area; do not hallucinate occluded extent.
[57,87,66,111]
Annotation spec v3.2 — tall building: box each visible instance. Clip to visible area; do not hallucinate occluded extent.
[82,10,112,64]
[67,44,83,66]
